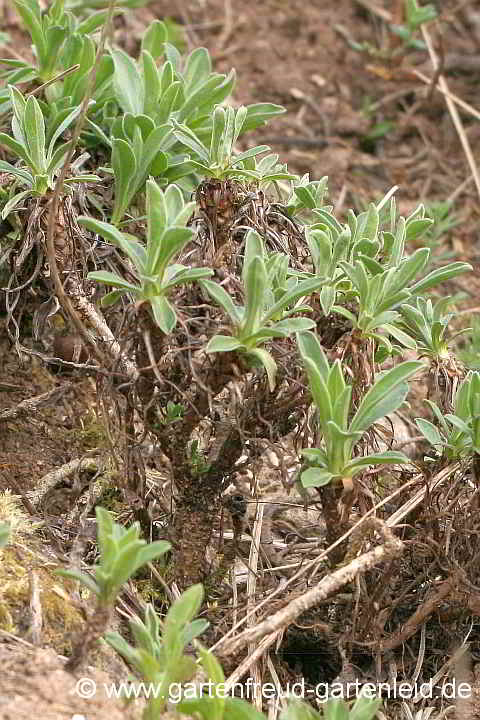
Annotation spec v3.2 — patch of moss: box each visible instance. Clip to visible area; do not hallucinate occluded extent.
[0,491,84,651]
[67,411,109,450]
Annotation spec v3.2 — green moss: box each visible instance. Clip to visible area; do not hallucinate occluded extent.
[67,411,109,450]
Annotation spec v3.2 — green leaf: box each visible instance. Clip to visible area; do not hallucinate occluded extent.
[163,584,204,659]
[163,267,213,289]
[9,85,27,145]
[320,285,335,316]
[264,277,325,322]
[150,295,177,334]
[141,50,161,117]
[344,450,409,475]
[152,227,194,278]
[183,47,211,91]
[135,540,171,569]
[111,138,136,224]
[385,247,430,296]
[270,317,316,335]
[55,568,100,595]
[349,695,382,720]
[205,335,242,353]
[411,262,472,295]
[241,102,286,133]
[242,256,267,337]
[47,104,84,164]
[77,9,115,35]
[201,279,242,325]
[145,178,167,272]
[302,357,333,433]
[222,697,268,720]
[111,47,144,115]
[87,270,140,293]
[134,123,173,192]
[13,1,46,69]
[179,71,235,123]
[231,145,270,166]
[141,19,167,59]
[177,698,221,720]
[350,361,423,434]
[382,323,417,350]
[301,467,335,487]
[363,202,379,242]
[24,96,47,174]
[210,106,226,165]
[1,189,33,218]
[78,216,146,274]
[415,418,443,448]
[0,160,33,186]
[405,217,433,241]
[297,331,330,381]
[247,348,278,391]
[197,642,224,685]
[172,120,210,164]
[183,618,209,645]
[323,698,349,720]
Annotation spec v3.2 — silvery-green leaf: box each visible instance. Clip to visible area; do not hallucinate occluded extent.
[87,270,140,294]
[241,102,286,133]
[141,50,161,117]
[410,262,472,295]
[163,584,204,659]
[200,279,242,325]
[405,217,433,241]
[205,335,242,353]
[24,96,47,174]
[350,361,423,434]
[231,145,269,166]
[163,267,213,289]
[242,256,266,338]
[184,47,212,91]
[145,178,167,273]
[111,47,144,115]
[0,160,32,187]
[247,347,277,392]
[382,323,417,350]
[141,19,167,59]
[344,450,409,475]
[301,467,335,488]
[151,227,193,278]
[415,418,443,448]
[172,119,210,164]
[111,138,136,225]
[297,331,330,381]
[320,285,335,316]
[1,189,32,219]
[78,216,146,274]
[150,294,177,334]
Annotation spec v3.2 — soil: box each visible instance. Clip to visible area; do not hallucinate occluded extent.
[1,0,480,718]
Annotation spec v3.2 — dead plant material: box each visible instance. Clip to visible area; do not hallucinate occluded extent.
[222,519,403,656]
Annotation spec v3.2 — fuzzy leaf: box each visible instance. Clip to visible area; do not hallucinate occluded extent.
[205,335,242,353]
[111,47,144,115]
[350,361,423,434]
[301,467,335,488]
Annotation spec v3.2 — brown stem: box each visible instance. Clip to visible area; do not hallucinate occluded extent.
[317,483,349,565]
[66,601,112,672]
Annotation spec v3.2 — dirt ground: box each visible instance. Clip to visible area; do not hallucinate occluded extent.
[1,0,480,718]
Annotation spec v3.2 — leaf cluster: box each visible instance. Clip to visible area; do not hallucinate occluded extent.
[56,507,170,606]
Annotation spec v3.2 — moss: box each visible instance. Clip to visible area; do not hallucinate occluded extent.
[67,410,109,450]
[0,491,84,651]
